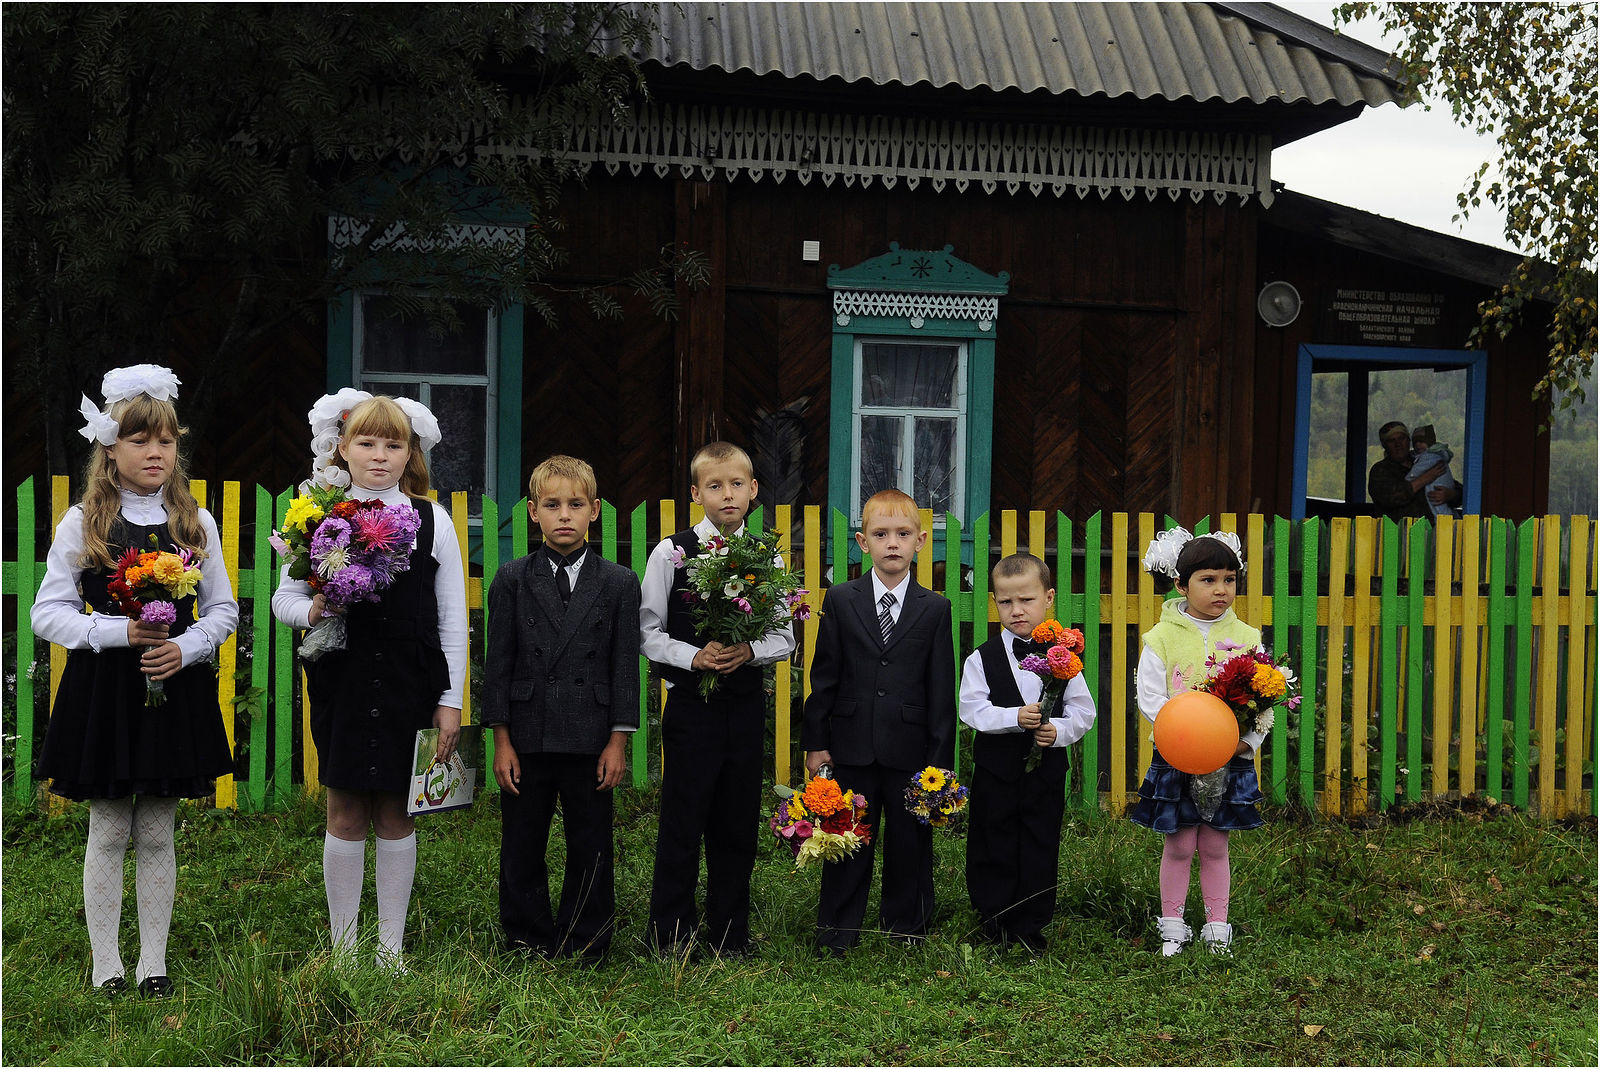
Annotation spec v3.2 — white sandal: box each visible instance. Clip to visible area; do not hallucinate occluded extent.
[1155,916,1192,957]
[1199,921,1233,955]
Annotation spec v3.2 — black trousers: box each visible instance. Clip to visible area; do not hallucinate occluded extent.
[964,760,1066,941]
[816,762,934,949]
[499,751,615,958]
[647,689,764,951]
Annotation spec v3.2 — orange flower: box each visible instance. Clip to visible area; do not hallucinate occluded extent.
[1060,627,1085,654]
[1031,619,1065,645]
[802,776,847,817]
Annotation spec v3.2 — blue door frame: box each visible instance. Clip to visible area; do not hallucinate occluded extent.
[1292,344,1487,520]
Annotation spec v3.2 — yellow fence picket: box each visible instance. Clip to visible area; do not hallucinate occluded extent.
[1350,517,1376,814]
[1432,516,1455,797]
[1110,512,1131,809]
[775,504,793,787]
[1134,514,1158,786]
[215,480,240,809]
[1458,517,1482,797]
[1564,517,1590,815]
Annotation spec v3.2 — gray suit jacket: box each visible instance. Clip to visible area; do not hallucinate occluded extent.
[480,549,641,755]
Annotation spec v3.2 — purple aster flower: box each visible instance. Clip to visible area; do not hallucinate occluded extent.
[1018,654,1050,675]
[735,596,752,613]
[310,517,352,558]
[141,601,177,626]
[323,563,377,606]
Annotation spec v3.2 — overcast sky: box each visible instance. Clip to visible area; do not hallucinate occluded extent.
[1270,3,1515,253]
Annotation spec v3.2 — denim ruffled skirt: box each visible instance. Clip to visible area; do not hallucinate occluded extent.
[1127,749,1264,833]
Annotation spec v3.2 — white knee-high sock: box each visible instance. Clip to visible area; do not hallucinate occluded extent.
[131,796,180,984]
[374,832,417,965]
[85,798,135,986]
[323,833,367,953]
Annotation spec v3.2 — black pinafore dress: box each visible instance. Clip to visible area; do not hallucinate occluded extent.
[37,519,233,800]
[304,501,450,794]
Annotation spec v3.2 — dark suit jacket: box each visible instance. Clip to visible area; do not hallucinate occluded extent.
[480,550,641,755]
[800,575,956,771]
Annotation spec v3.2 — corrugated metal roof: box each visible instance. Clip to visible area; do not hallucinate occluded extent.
[629,2,1403,109]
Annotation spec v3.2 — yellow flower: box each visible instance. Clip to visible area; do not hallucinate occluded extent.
[165,563,202,599]
[1253,663,1287,699]
[787,797,807,822]
[284,496,324,532]
[150,554,184,585]
[918,767,945,792]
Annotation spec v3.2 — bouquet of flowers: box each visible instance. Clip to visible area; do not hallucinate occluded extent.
[1012,620,1086,772]
[270,483,421,661]
[1191,640,1301,740]
[673,527,808,697]
[106,535,204,706]
[902,766,970,827]
[1185,642,1300,819]
[769,771,871,869]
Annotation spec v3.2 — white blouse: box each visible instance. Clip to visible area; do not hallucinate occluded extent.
[31,487,239,667]
[1137,601,1265,753]
[269,483,469,711]
[958,629,1098,748]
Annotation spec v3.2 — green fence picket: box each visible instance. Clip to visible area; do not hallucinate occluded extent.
[271,488,294,805]
[943,512,963,774]
[1512,518,1537,809]
[1082,512,1103,806]
[248,485,272,811]
[1298,519,1319,806]
[1270,516,1291,803]
[1378,518,1401,808]
[629,501,649,789]
[15,477,38,803]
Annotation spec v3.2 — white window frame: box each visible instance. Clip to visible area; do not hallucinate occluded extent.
[351,291,500,527]
[849,336,968,525]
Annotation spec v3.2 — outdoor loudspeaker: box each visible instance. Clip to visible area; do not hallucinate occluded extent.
[1257,280,1302,327]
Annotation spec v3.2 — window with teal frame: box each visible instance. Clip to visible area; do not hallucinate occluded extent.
[827,243,1008,530]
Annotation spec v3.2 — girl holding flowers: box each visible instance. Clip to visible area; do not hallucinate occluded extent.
[1131,529,1265,957]
[33,365,238,999]
[271,392,467,971]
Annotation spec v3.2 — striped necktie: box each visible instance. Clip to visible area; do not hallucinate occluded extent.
[878,591,896,643]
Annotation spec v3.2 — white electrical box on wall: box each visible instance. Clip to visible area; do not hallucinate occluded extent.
[802,240,820,262]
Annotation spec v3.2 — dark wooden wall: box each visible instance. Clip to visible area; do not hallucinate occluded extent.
[1254,222,1551,519]
[525,170,1258,522]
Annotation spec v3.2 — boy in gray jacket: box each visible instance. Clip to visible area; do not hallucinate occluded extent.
[481,455,640,960]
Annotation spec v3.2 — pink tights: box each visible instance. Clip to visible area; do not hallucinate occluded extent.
[1159,824,1230,922]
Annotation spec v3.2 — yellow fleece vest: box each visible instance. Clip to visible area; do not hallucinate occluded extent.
[1141,598,1261,693]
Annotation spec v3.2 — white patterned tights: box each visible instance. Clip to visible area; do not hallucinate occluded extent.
[84,796,180,986]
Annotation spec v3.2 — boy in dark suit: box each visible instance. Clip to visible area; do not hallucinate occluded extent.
[802,489,956,953]
[481,455,640,960]
[959,553,1097,952]
[640,441,796,956]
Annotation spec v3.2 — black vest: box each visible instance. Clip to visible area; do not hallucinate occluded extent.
[659,529,762,698]
[972,636,1067,780]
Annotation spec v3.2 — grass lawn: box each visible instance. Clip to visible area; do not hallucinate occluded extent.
[1,788,1594,1066]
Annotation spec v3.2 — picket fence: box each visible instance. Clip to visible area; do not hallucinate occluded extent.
[5,476,1596,817]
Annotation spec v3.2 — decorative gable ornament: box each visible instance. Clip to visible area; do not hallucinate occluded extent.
[829,244,1010,333]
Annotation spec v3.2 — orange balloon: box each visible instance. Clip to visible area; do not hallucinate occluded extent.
[1153,692,1240,775]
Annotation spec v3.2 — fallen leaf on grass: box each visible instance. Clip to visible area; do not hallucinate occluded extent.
[1414,944,1436,962]
[725,1021,739,1035]
[1430,920,1445,932]
[1412,904,1426,915]
[1364,842,1379,850]
[935,969,951,978]
[1154,1032,1174,1042]
[1304,1024,1324,1037]
[1487,874,1502,892]
[163,1013,185,1031]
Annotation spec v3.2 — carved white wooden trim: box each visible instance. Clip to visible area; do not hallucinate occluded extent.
[832,290,1000,331]
[327,215,525,252]
[502,102,1273,205]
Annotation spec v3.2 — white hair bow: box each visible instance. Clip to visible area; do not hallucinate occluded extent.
[392,397,441,452]
[78,395,120,446]
[101,364,181,405]
[302,388,442,490]
[1141,526,1246,578]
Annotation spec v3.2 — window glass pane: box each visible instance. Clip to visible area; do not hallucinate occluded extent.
[1307,371,1348,501]
[913,418,957,517]
[859,414,903,512]
[426,384,488,516]
[861,343,958,408]
[1365,367,1467,490]
[362,296,488,375]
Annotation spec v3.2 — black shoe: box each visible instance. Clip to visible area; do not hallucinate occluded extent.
[814,943,848,959]
[137,975,173,999]
[100,976,129,1000]
[1013,934,1047,955]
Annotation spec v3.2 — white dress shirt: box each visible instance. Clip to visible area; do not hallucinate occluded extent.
[31,487,239,667]
[270,483,469,711]
[959,628,1097,748]
[869,569,911,629]
[639,516,798,684]
[1137,600,1264,753]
